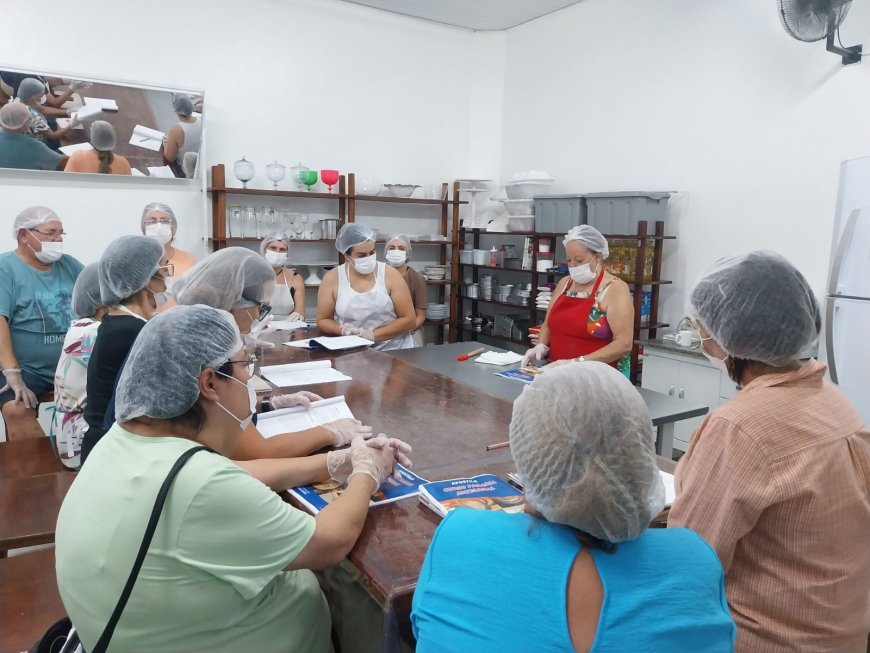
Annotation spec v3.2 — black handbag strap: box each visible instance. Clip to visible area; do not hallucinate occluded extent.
[92,445,214,653]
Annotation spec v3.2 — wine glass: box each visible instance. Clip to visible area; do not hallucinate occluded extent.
[294,215,307,240]
[243,206,258,238]
[321,169,339,193]
[265,161,286,190]
[233,157,255,189]
[290,163,309,191]
[298,170,318,192]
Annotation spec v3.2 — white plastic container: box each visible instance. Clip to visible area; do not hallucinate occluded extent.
[502,199,535,216]
[507,216,536,232]
[459,249,473,264]
[505,181,555,200]
[472,249,488,265]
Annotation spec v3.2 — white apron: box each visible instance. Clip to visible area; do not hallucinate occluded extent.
[335,262,414,351]
[270,270,296,319]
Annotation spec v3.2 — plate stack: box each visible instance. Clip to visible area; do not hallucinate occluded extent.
[423,265,447,281]
[536,285,554,310]
[479,274,495,300]
[426,303,448,321]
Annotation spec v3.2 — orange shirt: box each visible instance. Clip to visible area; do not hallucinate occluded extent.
[669,359,870,653]
[63,150,133,175]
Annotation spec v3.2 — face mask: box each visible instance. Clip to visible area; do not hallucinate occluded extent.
[38,95,47,105]
[145,223,173,245]
[385,250,407,267]
[30,239,63,264]
[701,337,730,374]
[264,250,287,267]
[214,372,257,430]
[150,289,168,308]
[568,260,598,285]
[352,254,377,275]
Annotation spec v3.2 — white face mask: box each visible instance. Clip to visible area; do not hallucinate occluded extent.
[38,95,47,105]
[385,250,407,267]
[150,289,168,308]
[568,259,598,285]
[352,254,377,275]
[214,372,257,430]
[145,223,173,245]
[701,337,730,375]
[31,239,63,264]
[264,250,287,267]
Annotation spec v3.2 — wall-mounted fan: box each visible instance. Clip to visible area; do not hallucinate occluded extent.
[779,0,863,65]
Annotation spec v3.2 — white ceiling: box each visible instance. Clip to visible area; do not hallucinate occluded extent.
[336,0,585,31]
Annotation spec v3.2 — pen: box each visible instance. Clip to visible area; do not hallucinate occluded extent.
[457,347,485,361]
[485,441,509,451]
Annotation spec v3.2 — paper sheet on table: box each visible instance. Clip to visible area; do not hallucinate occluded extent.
[130,125,165,151]
[147,166,176,178]
[256,396,354,438]
[282,335,374,351]
[72,104,102,122]
[130,168,147,177]
[259,360,352,387]
[659,470,676,507]
[269,320,309,331]
[474,351,524,366]
[83,97,119,111]
[59,142,94,155]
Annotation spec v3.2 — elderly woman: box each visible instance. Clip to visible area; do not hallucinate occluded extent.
[317,223,416,350]
[173,247,372,461]
[64,120,132,175]
[140,202,196,278]
[260,233,305,322]
[56,305,410,653]
[412,362,735,652]
[668,251,870,653]
[51,264,107,468]
[522,225,633,377]
[81,235,170,463]
[385,235,427,346]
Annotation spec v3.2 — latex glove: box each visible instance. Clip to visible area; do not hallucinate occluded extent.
[69,80,91,91]
[270,390,323,409]
[366,434,413,475]
[340,324,361,336]
[0,369,38,409]
[521,343,550,368]
[323,418,374,446]
[358,327,375,342]
[348,435,398,488]
[528,331,540,345]
[325,435,411,483]
[287,312,305,323]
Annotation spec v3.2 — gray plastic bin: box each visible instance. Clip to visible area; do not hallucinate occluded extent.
[534,194,587,234]
[585,192,670,235]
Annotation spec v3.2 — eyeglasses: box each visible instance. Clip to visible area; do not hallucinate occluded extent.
[242,298,272,322]
[153,264,175,279]
[143,217,174,226]
[224,354,258,376]
[29,228,66,241]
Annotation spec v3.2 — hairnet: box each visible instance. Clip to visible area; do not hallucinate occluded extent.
[173,95,194,117]
[690,250,821,366]
[259,232,291,256]
[12,206,60,240]
[98,235,164,305]
[71,263,104,319]
[509,362,664,543]
[140,202,177,230]
[563,225,610,260]
[386,235,412,260]
[173,247,275,311]
[335,223,376,253]
[115,304,243,422]
[89,120,116,151]
[0,101,31,130]
[16,78,46,102]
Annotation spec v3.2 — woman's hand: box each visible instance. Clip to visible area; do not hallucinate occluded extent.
[323,418,374,446]
[270,390,323,409]
[348,435,398,487]
[521,343,549,368]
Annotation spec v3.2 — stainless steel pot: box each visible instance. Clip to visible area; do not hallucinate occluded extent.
[320,219,340,240]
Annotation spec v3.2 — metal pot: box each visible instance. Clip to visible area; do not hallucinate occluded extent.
[320,219,340,240]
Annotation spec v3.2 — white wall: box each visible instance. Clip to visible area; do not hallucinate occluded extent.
[500,0,870,327]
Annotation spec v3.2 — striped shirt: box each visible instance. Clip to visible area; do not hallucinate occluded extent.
[669,359,870,653]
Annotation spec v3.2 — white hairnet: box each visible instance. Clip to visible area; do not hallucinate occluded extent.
[173,95,194,117]
[71,263,103,319]
[140,202,177,230]
[335,223,376,253]
[386,235,412,260]
[90,120,116,152]
[260,232,291,256]
[690,250,821,367]
[563,225,610,260]
[509,362,664,543]
[12,206,60,240]
[98,235,164,306]
[16,78,45,102]
[0,101,31,130]
[115,304,243,422]
[173,247,275,311]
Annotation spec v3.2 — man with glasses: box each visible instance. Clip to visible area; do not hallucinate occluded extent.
[0,206,83,439]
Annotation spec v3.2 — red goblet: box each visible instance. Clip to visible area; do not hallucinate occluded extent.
[321,169,339,193]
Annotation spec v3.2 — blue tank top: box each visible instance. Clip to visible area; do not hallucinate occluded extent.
[412,509,734,653]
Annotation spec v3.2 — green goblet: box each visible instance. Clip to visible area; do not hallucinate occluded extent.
[299,170,318,192]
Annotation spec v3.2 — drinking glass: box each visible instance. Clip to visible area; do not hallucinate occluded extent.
[321,169,339,193]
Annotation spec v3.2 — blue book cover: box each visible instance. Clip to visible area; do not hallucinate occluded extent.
[419,474,526,517]
[289,464,428,514]
[494,367,542,384]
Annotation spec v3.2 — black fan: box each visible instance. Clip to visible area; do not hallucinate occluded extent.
[779,0,863,64]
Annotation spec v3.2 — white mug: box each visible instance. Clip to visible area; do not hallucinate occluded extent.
[676,330,693,347]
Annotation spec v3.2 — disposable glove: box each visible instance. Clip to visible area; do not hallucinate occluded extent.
[0,369,38,409]
[521,343,549,368]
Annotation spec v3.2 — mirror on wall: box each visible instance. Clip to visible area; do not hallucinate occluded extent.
[0,67,203,179]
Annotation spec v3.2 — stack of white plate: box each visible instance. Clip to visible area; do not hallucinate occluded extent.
[536,285,553,310]
[426,303,449,321]
[423,265,447,280]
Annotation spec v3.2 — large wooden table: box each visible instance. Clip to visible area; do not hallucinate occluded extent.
[0,438,64,481]
[0,548,65,653]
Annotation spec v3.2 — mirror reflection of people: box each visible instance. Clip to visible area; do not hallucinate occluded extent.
[64,120,132,175]
[385,235,426,346]
[317,223,416,350]
[15,77,75,151]
[163,95,201,178]
[260,233,305,322]
[140,202,197,280]
[668,251,870,652]
[56,304,412,653]
[0,102,67,171]
[412,362,736,652]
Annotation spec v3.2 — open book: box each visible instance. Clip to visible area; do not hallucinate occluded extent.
[130,124,166,151]
[494,367,542,384]
[289,464,429,512]
[259,360,352,387]
[419,475,526,518]
[256,396,354,438]
[83,97,119,111]
[284,335,374,351]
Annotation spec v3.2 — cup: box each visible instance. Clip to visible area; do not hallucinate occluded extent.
[676,330,693,347]
[538,241,551,253]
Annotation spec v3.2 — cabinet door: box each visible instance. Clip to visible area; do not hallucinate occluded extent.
[673,361,721,445]
[640,354,680,397]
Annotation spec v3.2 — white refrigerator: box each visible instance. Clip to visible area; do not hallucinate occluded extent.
[823,155,870,426]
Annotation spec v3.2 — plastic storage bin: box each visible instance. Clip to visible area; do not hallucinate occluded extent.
[584,192,670,234]
[534,195,587,234]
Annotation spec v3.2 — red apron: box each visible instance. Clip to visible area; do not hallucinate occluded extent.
[547,271,613,362]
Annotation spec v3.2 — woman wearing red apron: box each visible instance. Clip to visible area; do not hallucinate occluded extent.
[522,225,634,377]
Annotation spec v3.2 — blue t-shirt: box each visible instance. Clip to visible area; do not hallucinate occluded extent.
[0,252,84,383]
[412,509,735,653]
[0,131,64,171]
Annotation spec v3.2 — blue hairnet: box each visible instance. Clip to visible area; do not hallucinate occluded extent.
[335,223,376,253]
[173,247,275,311]
[115,304,243,422]
[563,225,610,260]
[71,263,104,319]
[98,235,164,305]
[509,362,664,542]
[12,206,60,240]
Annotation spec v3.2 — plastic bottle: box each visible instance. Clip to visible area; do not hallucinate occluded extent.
[489,246,498,267]
[497,245,507,268]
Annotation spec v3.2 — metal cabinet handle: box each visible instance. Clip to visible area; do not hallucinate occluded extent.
[668,385,675,396]
[678,388,685,399]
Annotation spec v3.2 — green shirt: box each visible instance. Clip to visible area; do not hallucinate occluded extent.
[56,425,330,653]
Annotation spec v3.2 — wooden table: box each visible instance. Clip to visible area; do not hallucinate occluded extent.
[0,473,76,555]
[0,548,65,653]
[0,438,64,481]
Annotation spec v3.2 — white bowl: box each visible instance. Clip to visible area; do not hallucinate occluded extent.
[384,184,421,198]
[505,181,554,200]
[502,199,535,216]
[507,216,536,232]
